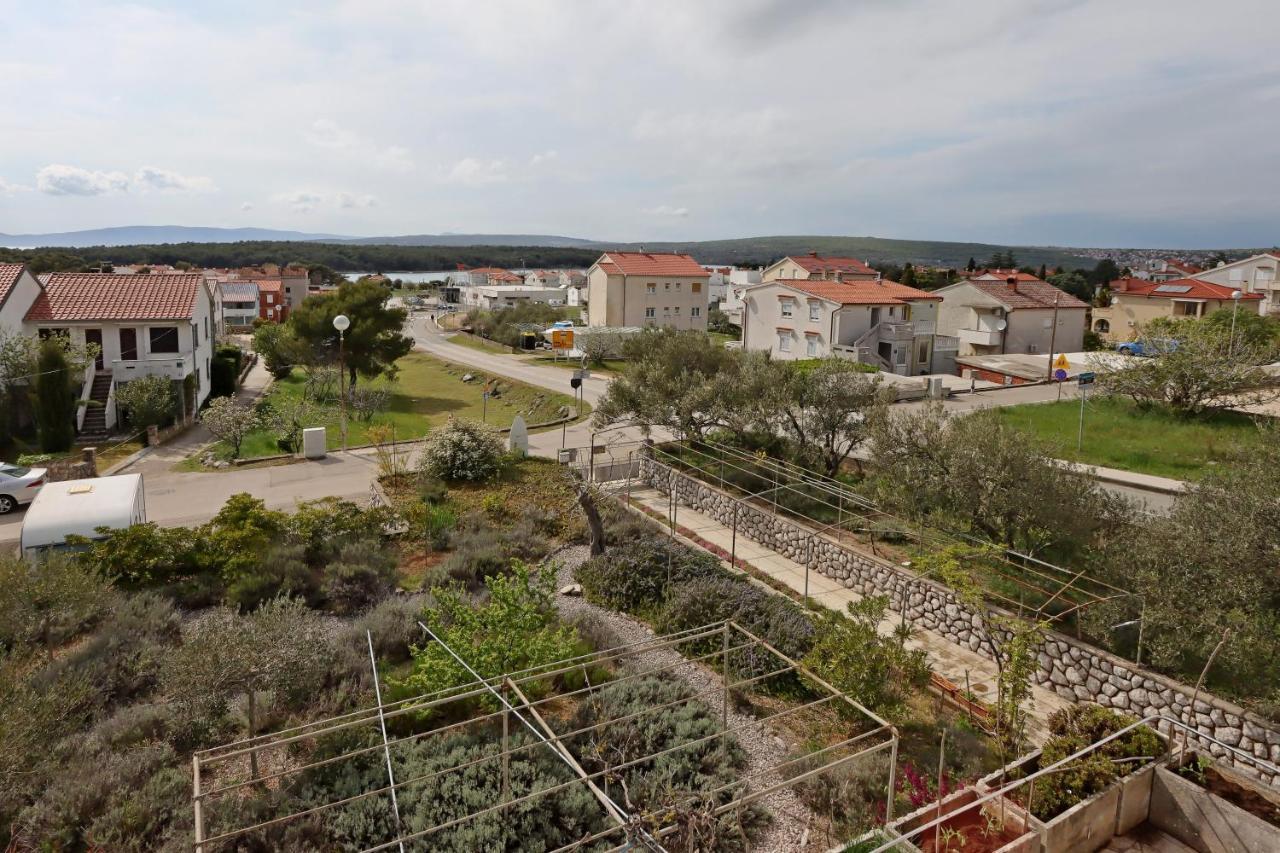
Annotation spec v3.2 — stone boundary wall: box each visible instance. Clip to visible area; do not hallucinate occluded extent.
[640,457,1280,786]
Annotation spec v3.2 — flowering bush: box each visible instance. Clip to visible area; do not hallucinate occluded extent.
[418,417,504,482]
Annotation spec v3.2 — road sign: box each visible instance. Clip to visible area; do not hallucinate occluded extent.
[570,376,582,389]
[1052,353,1071,371]
[1054,368,1068,381]
[1077,371,1096,386]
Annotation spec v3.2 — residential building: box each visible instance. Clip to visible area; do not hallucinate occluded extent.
[0,263,44,334]
[524,270,560,288]
[933,273,1086,356]
[220,282,260,330]
[255,280,289,323]
[462,285,564,311]
[1090,277,1263,342]
[761,253,880,283]
[585,252,710,330]
[740,278,953,374]
[557,270,587,288]
[15,272,216,436]
[1191,253,1279,314]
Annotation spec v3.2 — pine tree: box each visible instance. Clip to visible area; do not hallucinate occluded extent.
[1036,264,1047,281]
[901,262,916,287]
[966,257,977,272]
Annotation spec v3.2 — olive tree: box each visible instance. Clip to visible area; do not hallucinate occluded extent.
[202,396,259,458]
[777,359,896,475]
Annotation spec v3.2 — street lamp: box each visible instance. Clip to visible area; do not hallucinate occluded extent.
[333,314,351,451]
[1229,289,1243,356]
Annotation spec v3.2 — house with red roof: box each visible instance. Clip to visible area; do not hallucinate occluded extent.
[1091,277,1263,343]
[1191,252,1279,314]
[741,277,954,373]
[254,280,288,323]
[11,271,218,436]
[1133,258,1205,282]
[933,273,1087,356]
[586,252,711,330]
[0,263,44,335]
[761,252,880,284]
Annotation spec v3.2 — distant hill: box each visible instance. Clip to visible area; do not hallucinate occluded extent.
[0,225,346,249]
[334,233,604,249]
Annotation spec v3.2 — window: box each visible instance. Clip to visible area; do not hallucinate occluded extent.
[806,337,818,356]
[675,282,681,291]
[664,282,670,291]
[673,306,680,315]
[645,307,656,318]
[691,306,701,317]
[38,328,69,340]
[809,302,820,322]
[918,341,929,363]
[778,333,791,352]
[647,283,656,294]
[193,322,199,348]
[149,327,180,354]
[266,294,274,304]
[692,282,701,293]
[781,300,794,318]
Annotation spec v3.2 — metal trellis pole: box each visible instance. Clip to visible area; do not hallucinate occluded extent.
[367,631,407,853]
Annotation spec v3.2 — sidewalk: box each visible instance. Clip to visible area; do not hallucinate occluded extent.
[626,485,1072,743]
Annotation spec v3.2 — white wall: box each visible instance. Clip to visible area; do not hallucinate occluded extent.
[0,269,43,335]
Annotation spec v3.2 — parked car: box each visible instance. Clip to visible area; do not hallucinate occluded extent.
[1116,338,1178,357]
[0,462,46,514]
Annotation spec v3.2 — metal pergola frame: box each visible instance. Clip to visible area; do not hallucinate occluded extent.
[645,438,1139,635]
[191,620,899,853]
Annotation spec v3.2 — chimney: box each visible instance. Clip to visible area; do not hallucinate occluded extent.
[1007,276,1019,293]
[1114,277,1129,293]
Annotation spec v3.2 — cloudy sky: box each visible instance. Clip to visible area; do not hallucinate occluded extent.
[1,0,1277,247]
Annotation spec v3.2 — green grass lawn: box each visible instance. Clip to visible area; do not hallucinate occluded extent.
[199,352,586,462]
[709,331,741,347]
[993,396,1269,480]
[528,355,625,376]
[446,333,513,355]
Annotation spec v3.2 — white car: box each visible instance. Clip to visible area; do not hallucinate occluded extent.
[0,462,47,514]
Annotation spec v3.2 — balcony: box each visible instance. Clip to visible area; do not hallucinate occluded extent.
[957,327,1002,348]
[111,355,193,382]
[878,323,917,342]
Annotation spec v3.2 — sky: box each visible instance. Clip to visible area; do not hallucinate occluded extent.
[1,0,1278,249]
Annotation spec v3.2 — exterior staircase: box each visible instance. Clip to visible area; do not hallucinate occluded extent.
[79,372,113,442]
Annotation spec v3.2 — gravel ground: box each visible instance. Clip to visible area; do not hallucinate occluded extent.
[550,544,822,852]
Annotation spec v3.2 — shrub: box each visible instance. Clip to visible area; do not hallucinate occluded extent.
[0,553,115,653]
[116,374,177,431]
[404,501,455,553]
[575,535,723,614]
[73,522,202,589]
[353,595,426,664]
[224,544,318,612]
[416,473,449,504]
[786,750,889,845]
[321,540,398,615]
[419,417,504,481]
[33,337,77,452]
[563,611,622,653]
[210,353,238,398]
[1027,704,1164,820]
[804,595,930,717]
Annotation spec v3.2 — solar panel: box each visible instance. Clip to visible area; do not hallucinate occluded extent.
[1154,284,1192,293]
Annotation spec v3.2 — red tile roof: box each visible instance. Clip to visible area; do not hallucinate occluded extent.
[963,278,1088,310]
[596,252,709,277]
[787,279,941,305]
[966,269,1044,283]
[1164,260,1203,275]
[1109,277,1263,301]
[253,279,283,294]
[0,263,26,308]
[788,253,877,276]
[25,273,203,322]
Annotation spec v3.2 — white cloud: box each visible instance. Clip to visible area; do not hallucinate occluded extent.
[447,158,508,186]
[36,164,130,196]
[277,191,325,213]
[305,119,413,170]
[337,192,378,209]
[0,177,31,195]
[644,205,689,218]
[530,150,558,166]
[133,166,216,192]
[240,201,254,211]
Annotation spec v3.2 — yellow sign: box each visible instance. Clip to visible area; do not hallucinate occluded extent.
[1052,353,1070,371]
[550,329,574,349]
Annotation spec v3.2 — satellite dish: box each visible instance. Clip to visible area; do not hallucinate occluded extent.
[995,318,1008,331]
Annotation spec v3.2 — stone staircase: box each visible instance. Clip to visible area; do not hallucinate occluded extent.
[79,372,113,442]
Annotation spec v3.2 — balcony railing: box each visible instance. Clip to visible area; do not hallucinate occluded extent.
[111,355,193,382]
[957,327,1002,347]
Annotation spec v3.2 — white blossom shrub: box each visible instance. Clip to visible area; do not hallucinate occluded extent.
[418,418,504,482]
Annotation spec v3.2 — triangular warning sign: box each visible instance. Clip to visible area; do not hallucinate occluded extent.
[1053,353,1070,370]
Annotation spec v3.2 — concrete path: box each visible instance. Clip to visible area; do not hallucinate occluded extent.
[625,484,1072,743]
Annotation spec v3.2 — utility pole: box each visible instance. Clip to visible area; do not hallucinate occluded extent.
[1045,292,1060,381]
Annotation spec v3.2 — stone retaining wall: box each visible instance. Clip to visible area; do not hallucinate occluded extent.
[640,457,1280,786]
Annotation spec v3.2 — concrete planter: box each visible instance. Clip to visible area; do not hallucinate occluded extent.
[888,787,1037,853]
[1150,756,1280,852]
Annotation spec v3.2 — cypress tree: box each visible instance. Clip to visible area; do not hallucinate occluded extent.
[34,337,76,452]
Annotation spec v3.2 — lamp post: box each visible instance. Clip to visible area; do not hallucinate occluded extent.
[333,314,350,451]
[1229,289,1243,356]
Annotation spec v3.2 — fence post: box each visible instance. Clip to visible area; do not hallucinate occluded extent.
[731,502,739,569]
[193,754,204,853]
[721,623,731,763]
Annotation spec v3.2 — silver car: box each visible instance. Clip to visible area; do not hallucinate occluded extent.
[0,462,47,514]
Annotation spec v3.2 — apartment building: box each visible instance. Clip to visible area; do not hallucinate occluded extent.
[585,252,710,330]
[761,253,880,283]
[1091,277,1263,342]
[933,273,1086,356]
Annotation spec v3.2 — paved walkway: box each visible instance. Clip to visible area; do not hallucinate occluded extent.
[625,484,1072,743]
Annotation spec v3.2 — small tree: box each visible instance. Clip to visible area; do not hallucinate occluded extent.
[0,552,114,659]
[577,330,624,367]
[348,385,391,421]
[252,322,303,379]
[778,358,896,476]
[114,374,175,431]
[262,395,318,452]
[163,597,331,779]
[33,337,77,452]
[202,397,259,458]
[419,418,504,481]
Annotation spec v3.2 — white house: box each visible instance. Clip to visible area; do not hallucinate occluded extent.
[20,272,217,436]
[0,263,44,335]
[1192,253,1279,315]
[741,278,953,374]
[463,285,563,311]
[220,281,260,330]
[585,252,710,330]
[933,273,1087,357]
[761,253,880,283]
